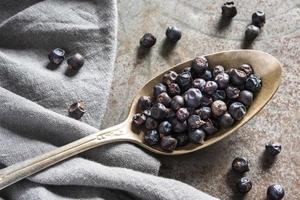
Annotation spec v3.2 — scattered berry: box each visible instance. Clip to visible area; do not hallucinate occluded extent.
[221,1,237,18]
[67,53,84,70]
[267,184,285,200]
[265,143,282,156]
[140,33,156,48]
[232,157,250,173]
[236,177,252,193]
[252,11,266,28]
[48,48,65,65]
[245,25,260,41]
[166,26,182,42]
[68,101,85,119]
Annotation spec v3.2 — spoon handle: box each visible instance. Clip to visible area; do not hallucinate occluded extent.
[0,123,131,190]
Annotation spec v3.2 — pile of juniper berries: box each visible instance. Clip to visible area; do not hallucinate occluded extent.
[132,56,262,152]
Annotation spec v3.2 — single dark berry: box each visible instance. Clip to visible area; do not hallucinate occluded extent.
[144,130,160,145]
[189,129,205,144]
[158,121,173,136]
[212,90,226,101]
[229,102,246,121]
[232,157,250,173]
[67,53,85,70]
[170,95,185,110]
[165,108,176,119]
[175,133,189,147]
[245,25,260,41]
[48,48,65,65]
[226,86,240,99]
[171,118,188,133]
[163,71,178,85]
[252,11,266,28]
[193,78,206,92]
[153,83,167,97]
[245,74,262,93]
[188,115,205,129]
[221,1,237,18]
[265,143,282,156]
[176,108,190,121]
[139,33,156,48]
[204,81,218,95]
[145,117,158,130]
[132,113,146,126]
[165,26,182,42]
[239,64,253,77]
[167,83,181,97]
[191,56,208,77]
[68,101,85,119]
[143,109,152,117]
[236,177,252,193]
[176,71,193,92]
[229,69,247,86]
[150,103,168,120]
[213,65,225,77]
[202,119,218,135]
[211,100,227,117]
[214,72,230,89]
[160,136,178,151]
[219,112,235,128]
[238,90,253,106]
[267,184,285,200]
[138,96,152,110]
[199,95,213,107]
[184,88,202,108]
[199,70,212,81]
[157,92,172,107]
[195,107,211,120]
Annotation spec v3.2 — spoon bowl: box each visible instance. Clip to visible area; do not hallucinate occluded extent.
[128,49,282,155]
[0,50,282,189]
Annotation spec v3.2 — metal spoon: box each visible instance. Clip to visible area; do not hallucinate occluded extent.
[0,50,282,190]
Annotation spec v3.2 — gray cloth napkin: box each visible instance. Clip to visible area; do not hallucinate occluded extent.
[0,0,218,199]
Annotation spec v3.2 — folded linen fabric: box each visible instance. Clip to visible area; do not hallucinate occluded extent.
[0,0,218,199]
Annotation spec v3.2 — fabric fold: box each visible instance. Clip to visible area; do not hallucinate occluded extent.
[0,0,218,199]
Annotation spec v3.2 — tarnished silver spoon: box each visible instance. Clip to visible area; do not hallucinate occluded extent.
[0,50,282,190]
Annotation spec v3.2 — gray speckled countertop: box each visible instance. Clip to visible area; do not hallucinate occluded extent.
[102,0,300,199]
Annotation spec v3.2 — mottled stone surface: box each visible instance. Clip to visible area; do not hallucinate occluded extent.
[102,0,300,199]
